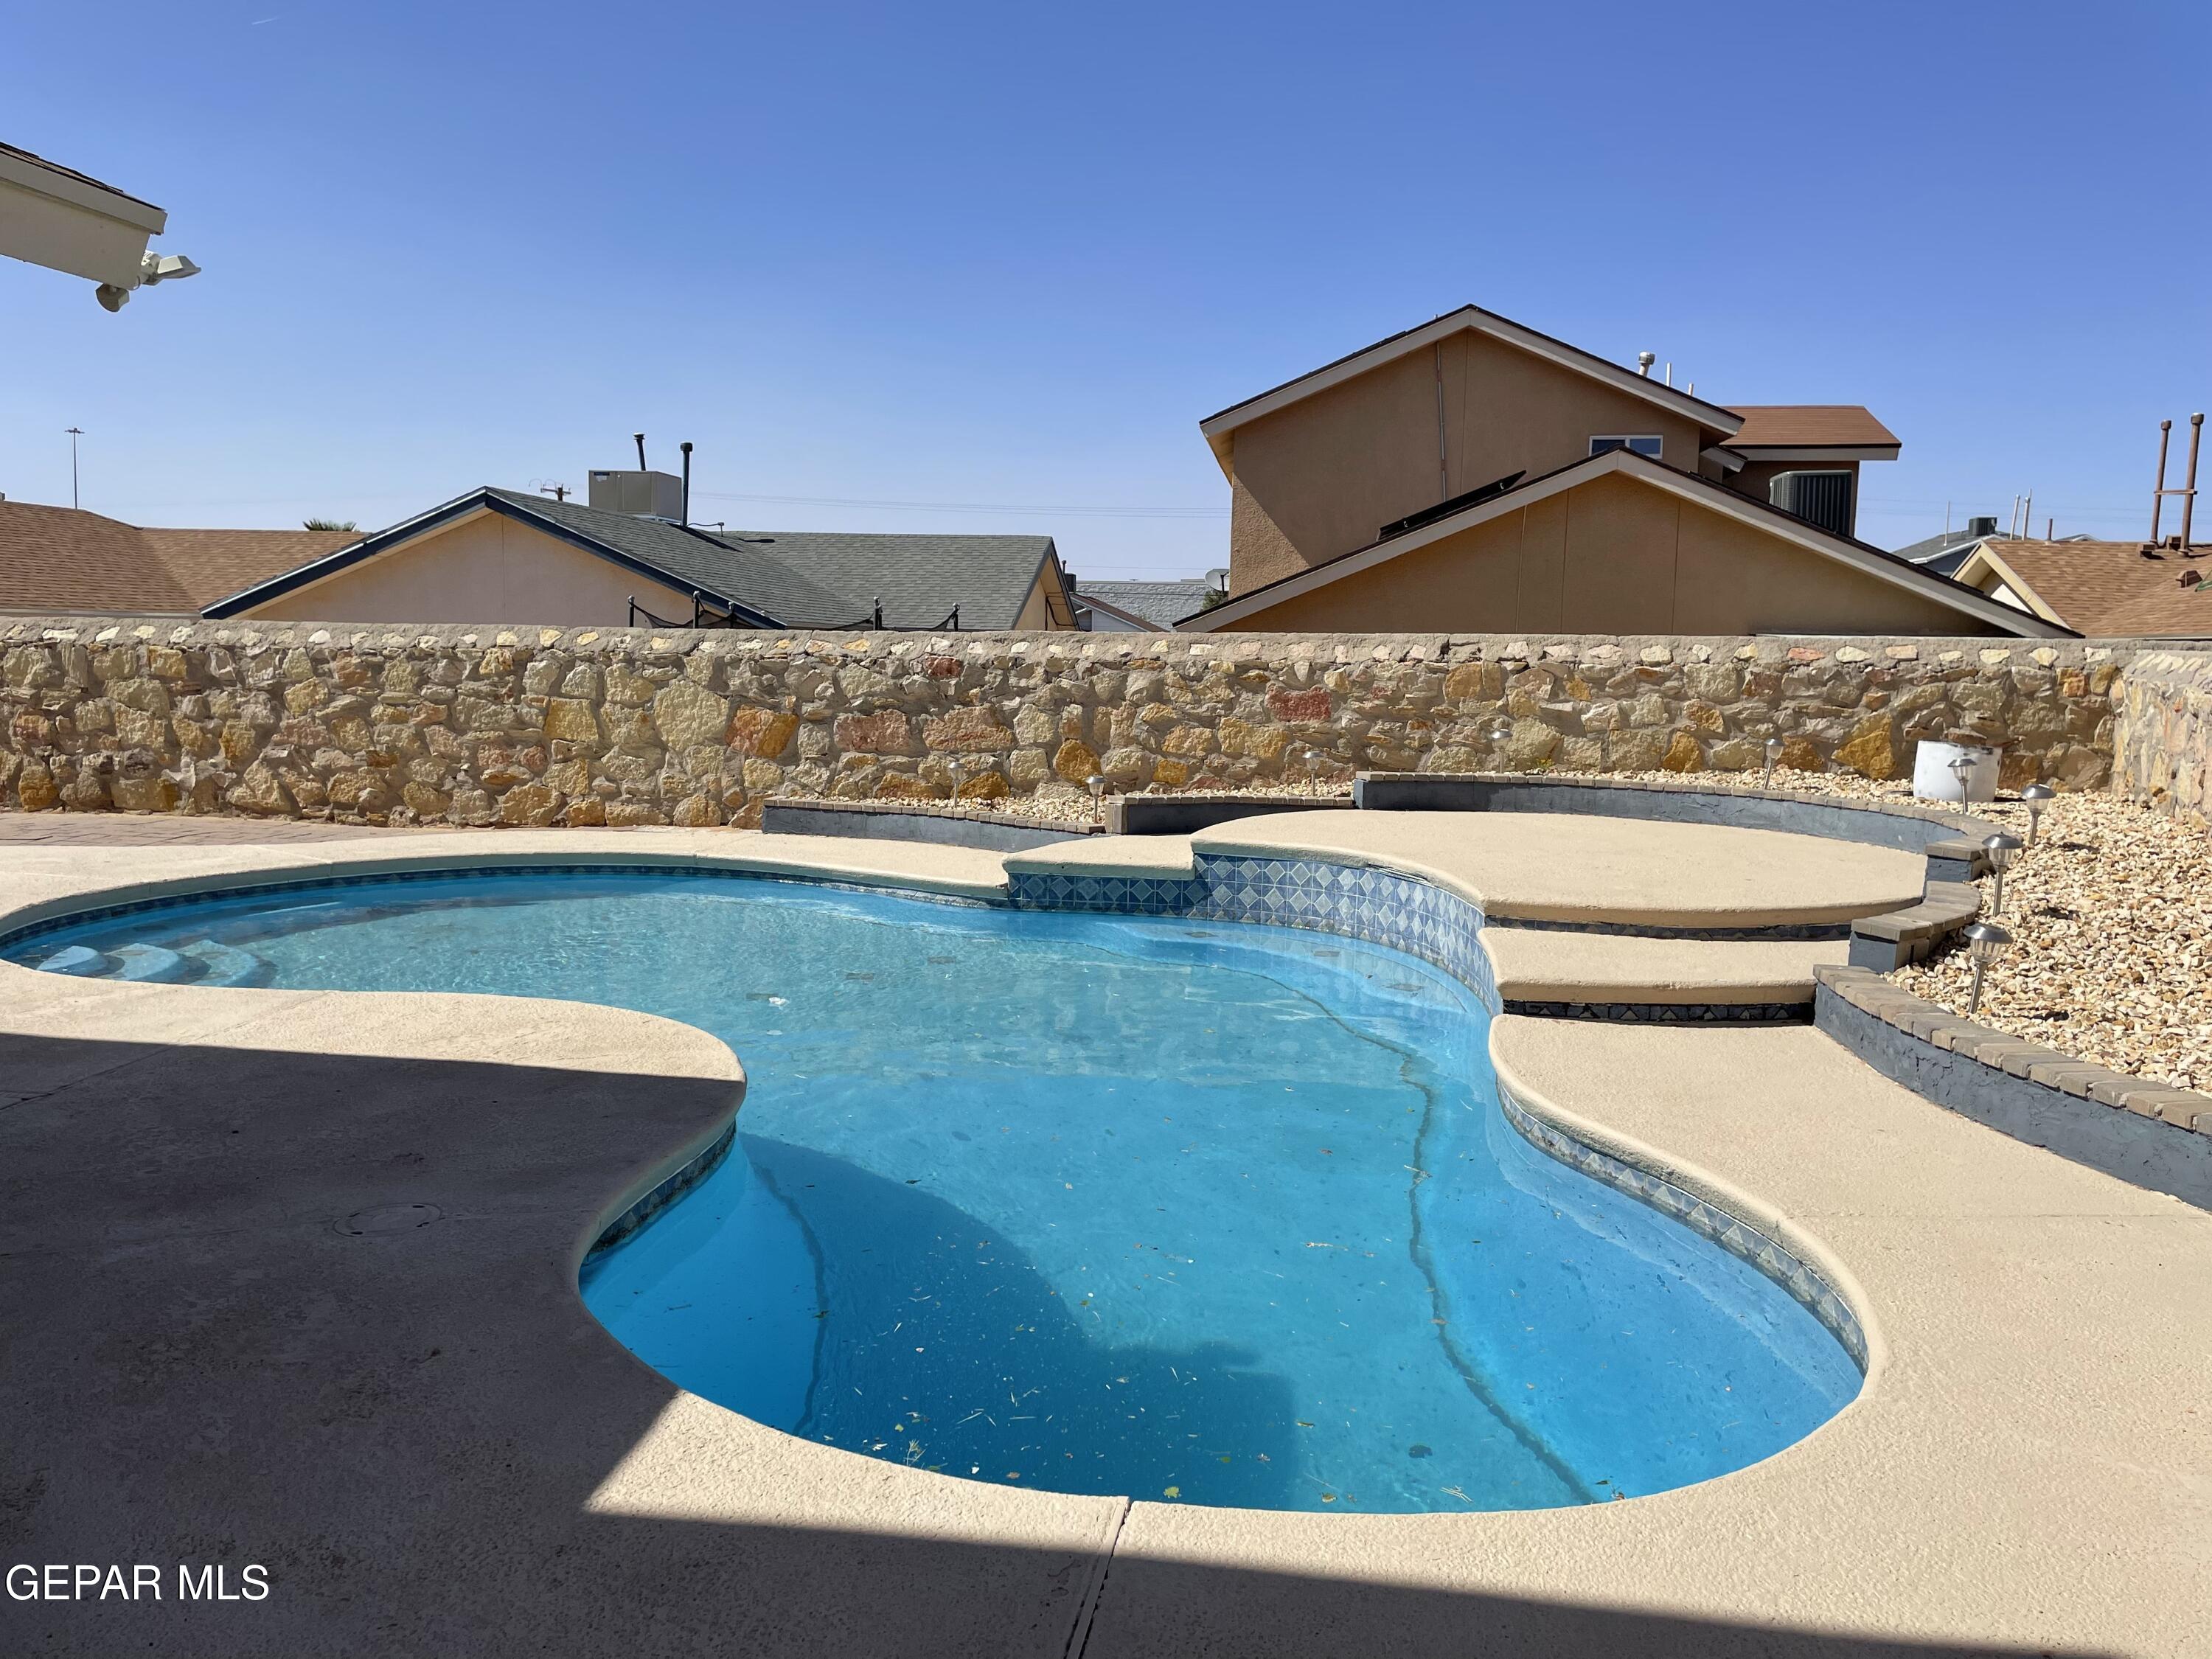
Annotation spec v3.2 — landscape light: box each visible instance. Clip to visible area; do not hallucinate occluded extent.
[2020,783,2054,846]
[1764,736,1784,790]
[1981,832,2024,914]
[1947,751,1975,801]
[1305,746,1322,795]
[1963,919,2013,1017]
[949,759,967,801]
[1087,773,1106,826]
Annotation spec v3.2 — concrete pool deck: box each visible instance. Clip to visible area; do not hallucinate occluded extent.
[3,818,2210,1656]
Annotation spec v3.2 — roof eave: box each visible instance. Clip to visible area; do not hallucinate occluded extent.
[1197,305,1746,442]
[1724,445,1902,464]
[1181,450,2069,639]
[204,488,782,625]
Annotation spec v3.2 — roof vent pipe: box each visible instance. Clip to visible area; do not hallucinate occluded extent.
[633,431,647,471]
[679,442,693,527]
[1636,351,1655,378]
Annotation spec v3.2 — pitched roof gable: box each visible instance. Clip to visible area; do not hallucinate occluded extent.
[1958,539,2212,636]
[1178,448,2070,637]
[1197,305,1746,470]
[204,487,1058,630]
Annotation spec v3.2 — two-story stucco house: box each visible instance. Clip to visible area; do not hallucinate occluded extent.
[1182,305,2059,638]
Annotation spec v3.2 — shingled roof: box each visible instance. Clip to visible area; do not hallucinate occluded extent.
[701,527,1057,630]
[0,499,356,615]
[204,487,1060,630]
[1725,406,1900,451]
[1961,539,2212,637]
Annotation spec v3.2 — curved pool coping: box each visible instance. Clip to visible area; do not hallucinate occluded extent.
[0,836,1881,1383]
[4,825,2207,1656]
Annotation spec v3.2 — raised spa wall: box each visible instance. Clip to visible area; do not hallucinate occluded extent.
[0,619,2154,828]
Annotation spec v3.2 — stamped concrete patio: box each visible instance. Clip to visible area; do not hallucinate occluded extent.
[3,814,2208,1657]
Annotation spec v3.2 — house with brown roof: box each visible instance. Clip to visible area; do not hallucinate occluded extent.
[1952,539,2212,637]
[0,499,355,616]
[1181,305,2055,638]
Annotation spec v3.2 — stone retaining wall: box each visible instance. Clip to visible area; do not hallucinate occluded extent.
[2112,649,2212,826]
[0,618,2129,828]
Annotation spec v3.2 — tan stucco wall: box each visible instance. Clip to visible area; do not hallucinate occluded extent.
[1222,472,2001,636]
[1223,328,1714,592]
[243,512,695,627]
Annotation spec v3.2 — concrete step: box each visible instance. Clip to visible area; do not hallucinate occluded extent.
[1481,929,1847,1010]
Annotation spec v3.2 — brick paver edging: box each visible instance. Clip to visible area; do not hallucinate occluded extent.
[1814,964,2211,1209]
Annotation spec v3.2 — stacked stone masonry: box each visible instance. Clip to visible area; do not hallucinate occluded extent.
[0,619,2143,827]
[2112,649,2212,827]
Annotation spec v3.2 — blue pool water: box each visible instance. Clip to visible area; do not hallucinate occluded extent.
[7,869,1860,1512]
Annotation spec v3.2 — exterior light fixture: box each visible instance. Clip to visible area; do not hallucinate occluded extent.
[1087,773,1107,827]
[1963,919,2012,1017]
[1304,746,1322,795]
[949,759,967,801]
[2020,783,2055,846]
[1981,832,2024,914]
[1763,736,1784,790]
[1947,751,1975,801]
[1488,715,1512,769]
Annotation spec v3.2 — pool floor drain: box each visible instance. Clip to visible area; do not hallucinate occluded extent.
[338,1203,442,1237]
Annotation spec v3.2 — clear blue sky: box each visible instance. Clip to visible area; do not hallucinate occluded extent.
[4,1,2207,579]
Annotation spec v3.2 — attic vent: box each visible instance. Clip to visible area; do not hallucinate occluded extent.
[1770,470,1854,538]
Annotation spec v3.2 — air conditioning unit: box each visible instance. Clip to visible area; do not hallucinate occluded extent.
[587,469,684,520]
[1770,470,1854,538]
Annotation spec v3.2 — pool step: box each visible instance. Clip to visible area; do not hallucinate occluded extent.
[178,939,272,988]
[1481,931,1846,1018]
[107,944,196,983]
[34,945,110,977]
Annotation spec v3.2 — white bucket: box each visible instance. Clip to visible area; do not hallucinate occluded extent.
[1913,740,2002,803]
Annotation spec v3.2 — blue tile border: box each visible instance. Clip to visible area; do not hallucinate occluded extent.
[1009,855,1495,1005]
[586,1119,738,1257]
[1497,1085,1868,1370]
[0,859,1006,959]
[1012,849,1866,1372]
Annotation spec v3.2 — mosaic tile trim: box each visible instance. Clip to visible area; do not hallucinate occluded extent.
[1009,855,1493,1006]
[0,860,1006,956]
[1501,1000,1813,1025]
[1489,916,1854,942]
[1498,1085,1868,1372]
[585,1118,738,1257]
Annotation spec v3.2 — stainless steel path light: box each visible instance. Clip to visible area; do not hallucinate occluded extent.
[1304,746,1322,795]
[2020,783,2054,846]
[949,759,967,801]
[1964,920,2012,1017]
[1088,773,1107,826]
[1763,736,1784,790]
[1489,715,1512,768]
[1947,751,1975,801]
[1981,832,2024,914]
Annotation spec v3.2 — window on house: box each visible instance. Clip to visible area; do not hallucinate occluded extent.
[1590,435,1664,459]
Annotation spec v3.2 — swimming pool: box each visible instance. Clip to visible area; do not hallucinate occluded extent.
[6,866,1861,1513]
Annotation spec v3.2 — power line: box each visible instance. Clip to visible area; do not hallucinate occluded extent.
[690,488,1225,521]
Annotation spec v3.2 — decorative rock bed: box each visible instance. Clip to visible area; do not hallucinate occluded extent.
[1816,965,2211,1209]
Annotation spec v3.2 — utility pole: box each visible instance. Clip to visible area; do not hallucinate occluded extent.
[64,428,83,509]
